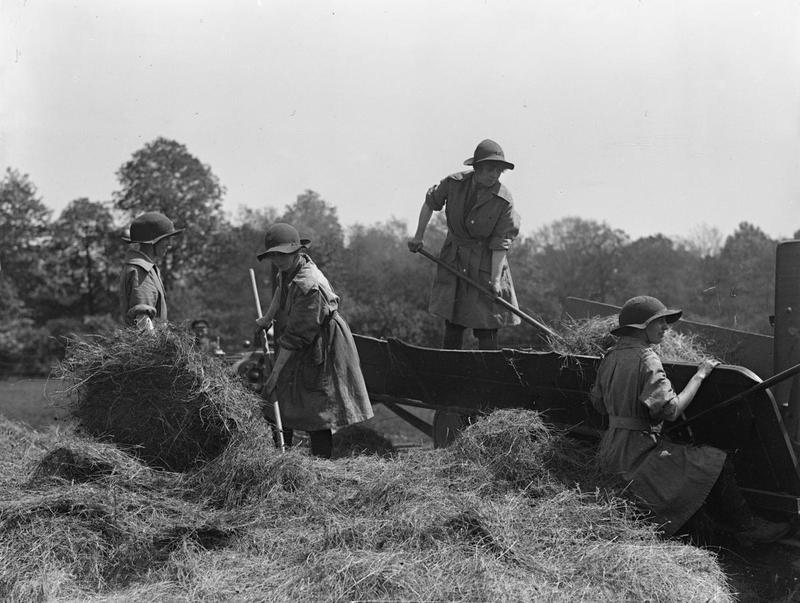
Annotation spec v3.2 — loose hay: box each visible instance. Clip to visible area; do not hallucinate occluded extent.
[29,435,181,493]
[332,423,395,458]
[188,431,319,509]
[57,327,270,471]
[1,408,733,601]
[0,414,50,489]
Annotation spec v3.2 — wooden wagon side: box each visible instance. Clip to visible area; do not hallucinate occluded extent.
[355,334,800,517]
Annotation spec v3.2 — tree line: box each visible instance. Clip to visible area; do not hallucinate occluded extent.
[0,137,788,376]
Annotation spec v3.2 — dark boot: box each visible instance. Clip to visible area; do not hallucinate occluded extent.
[735,517,792,546]
[442,321,466,350]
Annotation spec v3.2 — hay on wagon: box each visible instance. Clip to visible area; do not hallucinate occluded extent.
[552,314,714,362]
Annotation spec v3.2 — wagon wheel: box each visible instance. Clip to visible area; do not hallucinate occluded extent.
[432,410,472,448]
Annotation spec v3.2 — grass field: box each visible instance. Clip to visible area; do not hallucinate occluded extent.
[0,378,70,430]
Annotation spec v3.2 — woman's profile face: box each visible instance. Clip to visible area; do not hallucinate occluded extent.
[151,238,172,260]
[645,317,668,344]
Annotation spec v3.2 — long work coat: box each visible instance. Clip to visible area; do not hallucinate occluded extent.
[590,337,726,536]
[273,255,373,432]
[426,170,521,329]
[118,249,168,326]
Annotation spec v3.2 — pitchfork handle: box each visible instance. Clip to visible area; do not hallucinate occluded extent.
[249,268,286,452]
[414,248,562,341]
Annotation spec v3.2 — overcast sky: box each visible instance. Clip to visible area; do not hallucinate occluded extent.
[2,0,799,242]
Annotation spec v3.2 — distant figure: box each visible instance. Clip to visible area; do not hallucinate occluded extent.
[191,319,224,356]
[591,295,791,543]
[255,223,373,459]
[119,212,182,330]
[407,139,521,350]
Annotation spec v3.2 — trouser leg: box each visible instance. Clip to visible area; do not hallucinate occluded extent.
[442,321,466,350]
[473,328,499,350]
[309,429,333,459]
[705,457,754,530]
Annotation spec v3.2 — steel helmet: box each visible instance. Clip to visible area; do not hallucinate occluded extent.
[611,295,682,336]
[463,139,515,170]
[257,223,311,260]
[121,212,183,244]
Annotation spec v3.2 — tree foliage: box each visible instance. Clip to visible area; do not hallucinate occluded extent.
[278,190,345,275]
[0,148,790,374]
[113,137,226,289]
[46,199,122,317]
[340,219,440,345]
[618,235,702,308]
[0,168,51,308]
[529,217,629,304]
[699,222,777,332]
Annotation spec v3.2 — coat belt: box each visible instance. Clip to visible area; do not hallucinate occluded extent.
[448,234,486,249]
[608,416,653,431]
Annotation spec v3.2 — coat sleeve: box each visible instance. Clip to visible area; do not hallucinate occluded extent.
[424,177,450,212]
[487,203,520,251]
[277,286,327,351]
[124,267,159,320]
[589,380,607,415]
[638,351,679,420]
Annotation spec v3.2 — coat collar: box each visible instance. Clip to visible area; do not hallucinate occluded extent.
[125,248,156,270]
[451,170,513,206]
[611,336,651,352]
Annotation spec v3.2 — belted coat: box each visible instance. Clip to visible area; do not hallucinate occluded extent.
[425,170,521,329]
[272,255,373,432]
[590,337,726,536]
[118,249,168,326]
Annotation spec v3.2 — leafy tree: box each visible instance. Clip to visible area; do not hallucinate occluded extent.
[46,198,122,317]
[0,168,51,309]
[530,217,629,304]
[113,137,226,289]
[192,219,273,349]
[704,222,776,333]
[617,235,702,308]
[340,219,440,345]
[278,190,344,275]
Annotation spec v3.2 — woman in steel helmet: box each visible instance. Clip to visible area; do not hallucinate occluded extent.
[254,223,373,458]
[119,211,182,330]
[590,295,790,543]
[407,139,522,350]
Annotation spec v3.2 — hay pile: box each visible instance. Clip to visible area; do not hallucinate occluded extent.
[1,409,732,601]
[552,315,713,362]
[57,327,270,471]
[0,415,49,490]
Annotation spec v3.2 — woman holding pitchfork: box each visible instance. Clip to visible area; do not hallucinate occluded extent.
[254,223,373,458]
[407,139,521,350]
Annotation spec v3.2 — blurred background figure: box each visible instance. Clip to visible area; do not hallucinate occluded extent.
[191,318,224,356]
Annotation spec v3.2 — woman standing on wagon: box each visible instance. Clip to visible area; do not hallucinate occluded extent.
[255,223,373,458]
[407,139,521,350]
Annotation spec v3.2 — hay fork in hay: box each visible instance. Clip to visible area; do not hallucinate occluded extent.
[249,268,286,452]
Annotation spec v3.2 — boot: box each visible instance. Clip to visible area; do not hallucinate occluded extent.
[735,517,792,546]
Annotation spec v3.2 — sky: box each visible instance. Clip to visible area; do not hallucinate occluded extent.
[2,0,799,243]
